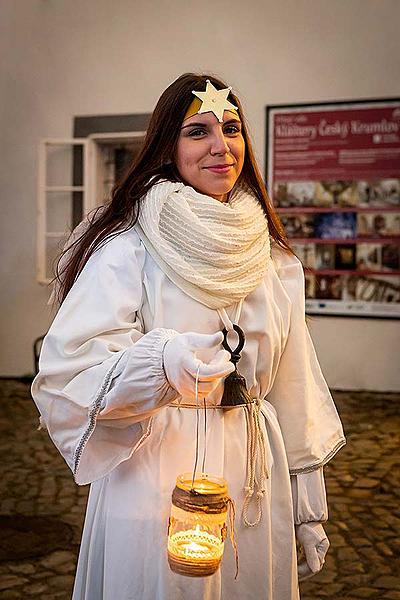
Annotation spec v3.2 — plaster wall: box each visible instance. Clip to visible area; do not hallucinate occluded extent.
[1,0,399,388]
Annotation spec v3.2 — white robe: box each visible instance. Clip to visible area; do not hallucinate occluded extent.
[31,229,345,600]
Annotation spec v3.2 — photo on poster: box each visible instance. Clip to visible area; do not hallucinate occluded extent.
[335,244,356,270]
[357,213,400,237]
[314,213,357,239]
[318,181,359,207]
[342,275,358,301]
[273,182,290,207]
[292,243,316,269]
[381,244,400,271]
[375,179,400,206]
[355,275,400,303]
[356,244,382,271]
[286,182,316,207]
[315,244,335,270]
[336,182,359,207]
[305,274,316,299]
[314,182,334,207]
[315,275,343,300]
[357,181,380,207]
[272,181,317,207]
[280,214,314,238]
[357,213,373,237]
[357,179,400,207]
[384,214,400,236]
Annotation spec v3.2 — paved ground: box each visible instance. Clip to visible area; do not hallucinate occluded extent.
[0,380,399,599]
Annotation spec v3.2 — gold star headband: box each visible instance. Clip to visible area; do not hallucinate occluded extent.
[184,80,239,123]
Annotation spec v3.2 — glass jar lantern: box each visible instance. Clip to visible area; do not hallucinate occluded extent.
[167,473,229,577]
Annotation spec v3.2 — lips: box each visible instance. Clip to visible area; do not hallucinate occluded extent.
[204,164,234,173]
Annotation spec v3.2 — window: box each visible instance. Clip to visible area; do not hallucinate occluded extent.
[36,132,145,285]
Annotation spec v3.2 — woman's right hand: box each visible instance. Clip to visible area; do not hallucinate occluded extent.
[163,331,235,400]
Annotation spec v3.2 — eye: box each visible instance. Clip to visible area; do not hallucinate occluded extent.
[224,124,241,135]
[187,128,207,137]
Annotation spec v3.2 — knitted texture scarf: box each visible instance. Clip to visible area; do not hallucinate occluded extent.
[135,180,271,309]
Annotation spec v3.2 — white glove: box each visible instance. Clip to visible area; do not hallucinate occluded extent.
[163,331,235,400]
[295,522,329,581]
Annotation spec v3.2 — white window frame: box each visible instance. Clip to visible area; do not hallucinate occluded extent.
[36,138,91,284]
[37,132,146,285]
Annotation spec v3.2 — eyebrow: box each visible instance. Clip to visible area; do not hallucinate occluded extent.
[181,118,242,130]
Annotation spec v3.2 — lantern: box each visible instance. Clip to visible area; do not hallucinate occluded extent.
[167,473,230,577]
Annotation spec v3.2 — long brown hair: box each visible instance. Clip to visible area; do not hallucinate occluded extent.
[56,72,293,304]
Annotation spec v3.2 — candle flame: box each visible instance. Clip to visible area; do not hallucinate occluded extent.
[168,528,224,562]
[183,541,206,554]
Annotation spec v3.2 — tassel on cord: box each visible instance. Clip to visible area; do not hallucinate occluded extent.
[220,370,253,407]
[220,324,253,407]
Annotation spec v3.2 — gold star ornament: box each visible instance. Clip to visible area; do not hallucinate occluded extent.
[185,80,239,122]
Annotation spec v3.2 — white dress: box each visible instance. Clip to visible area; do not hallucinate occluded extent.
[31,229,345,600]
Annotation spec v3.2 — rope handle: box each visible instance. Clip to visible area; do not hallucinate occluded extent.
[190,365,207,493]
[226,496,239,579]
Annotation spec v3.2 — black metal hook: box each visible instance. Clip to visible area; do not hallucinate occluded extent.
[222,324,245,366]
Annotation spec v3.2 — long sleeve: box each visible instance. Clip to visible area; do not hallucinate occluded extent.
[31,230,179,485]
[266,244,346,474]
[290,469,328,524]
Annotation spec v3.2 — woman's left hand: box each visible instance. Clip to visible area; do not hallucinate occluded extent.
[295,522,330,581]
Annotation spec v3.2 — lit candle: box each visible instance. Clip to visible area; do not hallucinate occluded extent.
[167,473,229,577]
[182,541,206,554]
[169,526,223,558]
[182,525,207,554]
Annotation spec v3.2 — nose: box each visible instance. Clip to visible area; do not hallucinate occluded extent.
[210,130,230,156]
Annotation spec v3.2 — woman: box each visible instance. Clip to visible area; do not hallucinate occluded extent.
[32,73,345,600]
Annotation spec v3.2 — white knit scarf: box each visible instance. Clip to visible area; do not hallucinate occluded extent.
[135,180,271,309]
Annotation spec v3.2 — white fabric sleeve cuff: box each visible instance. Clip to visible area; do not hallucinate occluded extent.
[290,467,328,525]
[98,327,180,422]
[71,328,180,484]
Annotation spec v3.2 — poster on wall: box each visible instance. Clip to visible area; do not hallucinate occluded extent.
[266,98,400,318]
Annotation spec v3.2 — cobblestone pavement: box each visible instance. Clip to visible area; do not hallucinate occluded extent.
[0,380,399,599]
